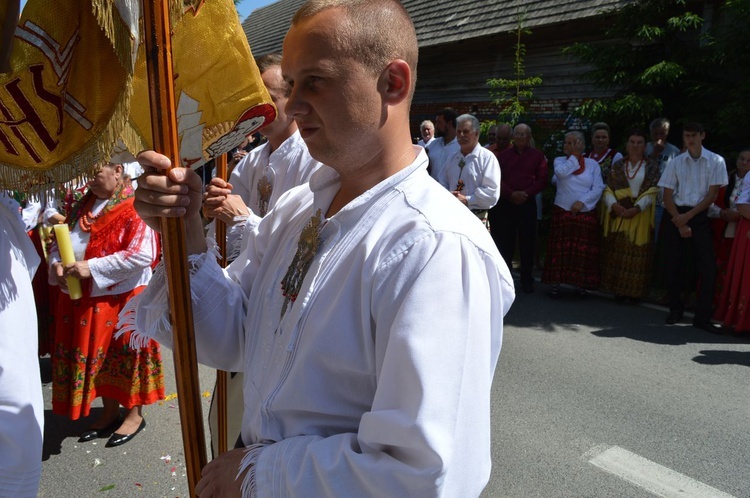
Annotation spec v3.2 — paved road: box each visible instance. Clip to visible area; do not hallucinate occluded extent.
[38,351,216,497]
[482,287,750,497]
[38,287,750,497]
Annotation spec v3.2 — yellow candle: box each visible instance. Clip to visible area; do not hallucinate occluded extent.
[53,224,83,300]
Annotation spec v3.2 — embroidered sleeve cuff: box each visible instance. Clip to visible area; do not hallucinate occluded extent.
[116,243,221,349]
[603,191,616,210]
[239,443,268,498]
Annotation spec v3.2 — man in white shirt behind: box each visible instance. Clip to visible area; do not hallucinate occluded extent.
[426,107,459,182]
[125,0,514,495]
[439,114,501,228]
[201,53,322,454]
[203,53,323,261]
[658,122,727,333]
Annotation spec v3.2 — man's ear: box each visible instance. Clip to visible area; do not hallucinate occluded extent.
[380,59,411,105]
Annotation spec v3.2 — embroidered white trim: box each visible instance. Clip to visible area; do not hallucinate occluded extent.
[238,443,267,497]
[116,240,221,349]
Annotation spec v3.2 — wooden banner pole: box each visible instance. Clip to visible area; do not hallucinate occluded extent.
[214,153,229,455]
[142,1,207,495]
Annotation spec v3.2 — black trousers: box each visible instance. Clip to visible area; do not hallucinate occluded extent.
[489,198,537,285]
[662,207,716,323]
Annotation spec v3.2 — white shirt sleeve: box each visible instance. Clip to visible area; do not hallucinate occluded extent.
[553,156,580,178]
[123,208,273,372]
[707,203,721,218]
[658,158,678,190]
[438,160,450,190]
[579,164,606,211]
[467,154,501,210]
[603,189,617,210]
[21,200,42,231]
[738,177,750,205]
[709,155,729,187]
[635,195,653,211]
[87,223,157,289]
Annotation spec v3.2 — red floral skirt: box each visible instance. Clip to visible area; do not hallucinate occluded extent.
[714,218,750,334]
[542,206,601,289]
[52,286,165,420]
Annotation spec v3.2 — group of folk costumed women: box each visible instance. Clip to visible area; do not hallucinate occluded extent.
[544,126,750,338]
[543,128,666,302]
[48,162,164,447]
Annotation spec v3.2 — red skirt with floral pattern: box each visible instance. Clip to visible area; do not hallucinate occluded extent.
[52,286,164,420]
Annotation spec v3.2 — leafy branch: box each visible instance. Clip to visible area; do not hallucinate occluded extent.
[486,12,542,126]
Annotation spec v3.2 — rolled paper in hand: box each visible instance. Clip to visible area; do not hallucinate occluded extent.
[53,224,82,300]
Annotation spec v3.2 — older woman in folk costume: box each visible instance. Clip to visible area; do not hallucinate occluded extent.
[49,163,164,447]
[600,129,661,302]
[714,150,750,335]
[586,122,623,181]
[543,131,606,298]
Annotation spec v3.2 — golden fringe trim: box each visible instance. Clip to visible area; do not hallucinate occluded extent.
[0,72,147,198]
[91,0,186,71]
[172,0,185,27]
[91,0,136,71]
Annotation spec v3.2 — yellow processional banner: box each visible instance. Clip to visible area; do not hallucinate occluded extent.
[0,0,275,193]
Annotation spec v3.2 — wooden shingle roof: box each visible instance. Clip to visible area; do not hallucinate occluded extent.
[242,0,628,55]
[407,0,627,47]
[242,0,305,56]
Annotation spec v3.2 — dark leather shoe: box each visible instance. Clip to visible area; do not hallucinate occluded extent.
[105,419,146,447]
[665,311,683,325]
[692,321,723,335]
[521,281,534,294]
[79,417,122,442]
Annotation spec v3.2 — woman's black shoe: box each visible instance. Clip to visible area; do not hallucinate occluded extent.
[105,419,146,447]
[79,417,122,442]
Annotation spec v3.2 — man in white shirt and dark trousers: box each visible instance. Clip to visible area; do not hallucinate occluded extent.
[658,123,728,333]
[439,114,501,228]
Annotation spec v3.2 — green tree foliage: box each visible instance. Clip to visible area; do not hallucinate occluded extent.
[486,13,542,127]
[564,0,749,153]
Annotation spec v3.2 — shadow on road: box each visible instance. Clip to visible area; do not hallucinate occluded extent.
[692,350,750,368]
[42,408,105,461]
[506,292,750,346]
[589,324,749,346]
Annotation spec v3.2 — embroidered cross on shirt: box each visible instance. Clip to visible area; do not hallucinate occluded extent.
[257,176,273,217]
[279,209,324,320]
[456,157,466,191]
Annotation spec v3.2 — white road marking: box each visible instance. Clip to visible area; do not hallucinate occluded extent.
[586,445,736,498]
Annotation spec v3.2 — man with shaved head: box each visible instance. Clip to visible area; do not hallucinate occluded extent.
[125,0,514,495]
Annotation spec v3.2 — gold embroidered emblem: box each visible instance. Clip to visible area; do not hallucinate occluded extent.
[257,176,273,217]
[456,158,466,191]
[279,209,323,320]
